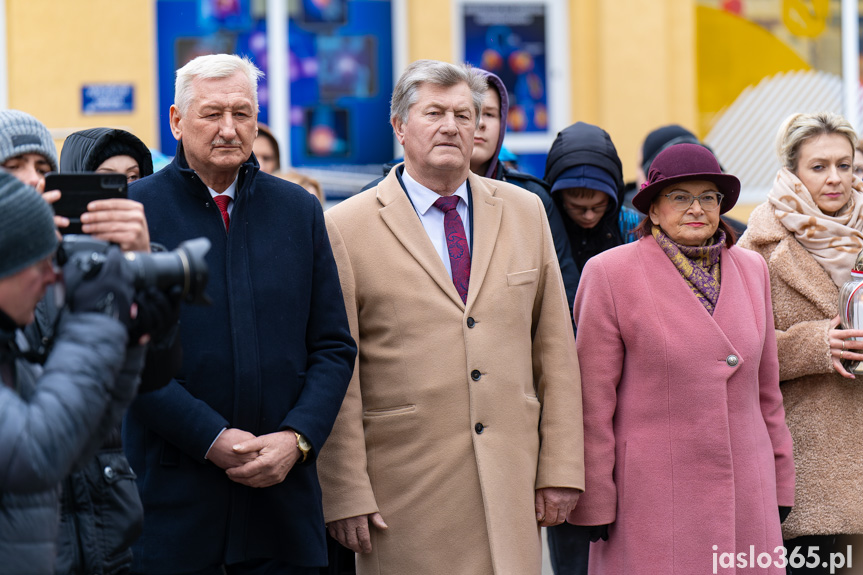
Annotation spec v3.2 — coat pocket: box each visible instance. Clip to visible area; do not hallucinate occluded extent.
[507,268,539,286]
[363,404,417,418]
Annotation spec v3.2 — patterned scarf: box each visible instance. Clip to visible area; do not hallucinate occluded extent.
[768,167,863,288]
[653,226,725,314]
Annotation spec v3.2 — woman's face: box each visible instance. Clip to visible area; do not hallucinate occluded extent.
[794,132,853,216]
[649,179,721,246]
[253,136,277,174]
[96,154,141,184]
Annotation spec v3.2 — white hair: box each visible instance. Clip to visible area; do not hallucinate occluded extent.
[174,54,265,115]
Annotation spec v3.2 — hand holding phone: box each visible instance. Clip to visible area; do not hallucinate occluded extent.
[45,172,127,235]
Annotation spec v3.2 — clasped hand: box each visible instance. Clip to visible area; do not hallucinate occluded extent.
[207,428,301,488]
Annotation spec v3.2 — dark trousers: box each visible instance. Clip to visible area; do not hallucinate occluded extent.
[319,533,356,575]
[546,523,591,575]
[134,559,319,575]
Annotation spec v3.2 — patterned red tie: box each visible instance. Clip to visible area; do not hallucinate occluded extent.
[433,195,471,303]
[213,195,231,233]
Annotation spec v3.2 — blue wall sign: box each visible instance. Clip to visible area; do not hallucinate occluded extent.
[82,84,135,114]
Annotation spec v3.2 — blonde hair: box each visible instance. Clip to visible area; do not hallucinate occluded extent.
[277,171,325,205]
[776,112,857,171]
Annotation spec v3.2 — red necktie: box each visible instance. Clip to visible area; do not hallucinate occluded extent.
[433,196,471,303]
[213,195,231,233]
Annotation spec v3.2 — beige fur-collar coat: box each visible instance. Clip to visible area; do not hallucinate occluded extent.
[739,202,863,538]
[317,167,584,574]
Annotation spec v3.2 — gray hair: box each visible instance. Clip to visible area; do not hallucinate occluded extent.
[390,60,487,128]
[776,111,858,171]
[174,54,265,115]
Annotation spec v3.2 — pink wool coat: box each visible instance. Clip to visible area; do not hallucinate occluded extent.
[569,237,795,575]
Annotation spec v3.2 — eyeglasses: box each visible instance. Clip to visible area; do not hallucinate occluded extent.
[662,191,724,212]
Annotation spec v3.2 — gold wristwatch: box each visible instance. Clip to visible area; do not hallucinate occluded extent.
[294,431,311,463]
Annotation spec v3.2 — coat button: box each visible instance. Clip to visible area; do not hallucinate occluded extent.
[726,354,739,367]
[475,423,484,434]
[471,369,481,381]
[467,317,476,328]
[103,466,115,480]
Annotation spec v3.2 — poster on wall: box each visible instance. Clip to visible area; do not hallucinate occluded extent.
[156,0,392,166]
[462,3,548,134]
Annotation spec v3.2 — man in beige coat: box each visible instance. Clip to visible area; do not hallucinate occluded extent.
[317,60,584,574]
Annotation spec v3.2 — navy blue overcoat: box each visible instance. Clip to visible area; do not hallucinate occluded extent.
[124,145,356,571]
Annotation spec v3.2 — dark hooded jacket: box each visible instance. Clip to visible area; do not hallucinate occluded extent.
[32,128,154,575]
[545,122,636,272]
[473,70,580,310]
[59,128,154,176]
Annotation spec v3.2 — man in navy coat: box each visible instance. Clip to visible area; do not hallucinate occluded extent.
[124,53,356,575]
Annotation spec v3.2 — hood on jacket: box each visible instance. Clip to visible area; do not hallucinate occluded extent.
[474,69,509,180]
[59,128,154,177]
[544,122,624,205]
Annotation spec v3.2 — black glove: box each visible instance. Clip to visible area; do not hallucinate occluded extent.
[588,524,610,542]
[129,285,182,344]
[779,506,792,524]
[63,246,135,328]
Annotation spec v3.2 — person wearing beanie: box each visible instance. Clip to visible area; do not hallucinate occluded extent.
[0,109,59,188]
[0,171,147,575]
[545,122,641,275]
[60,127,154,184]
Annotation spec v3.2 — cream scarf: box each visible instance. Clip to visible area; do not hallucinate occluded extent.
[768,167,863,287]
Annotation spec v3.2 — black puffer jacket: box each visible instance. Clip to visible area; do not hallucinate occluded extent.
[0,311,143,575]
[59,128,153,176]
[545,122,629,272]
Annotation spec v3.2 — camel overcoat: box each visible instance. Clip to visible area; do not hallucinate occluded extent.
[739,202,863,538]
[569,237,795,575]
[317,167,585,575]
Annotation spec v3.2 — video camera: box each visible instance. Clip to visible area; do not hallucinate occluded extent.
[57,235,212,306]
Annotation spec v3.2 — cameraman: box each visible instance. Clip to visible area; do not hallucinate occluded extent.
[0,172,146,575]
[0,110,178,575]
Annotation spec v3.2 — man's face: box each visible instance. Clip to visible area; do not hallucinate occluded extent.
[0,255,57,326]
[169,71,258,176]
[470,87,501,174]
[561,189,610,229]
[393,81,476,182]
[2,153,52,188]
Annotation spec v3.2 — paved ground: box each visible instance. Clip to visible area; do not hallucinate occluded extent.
[541,528,554,574]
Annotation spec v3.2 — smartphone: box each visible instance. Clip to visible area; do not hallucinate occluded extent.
[45,172,128,235]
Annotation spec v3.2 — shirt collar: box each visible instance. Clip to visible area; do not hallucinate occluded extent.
[401,168,469,215]
[206,175,239,201]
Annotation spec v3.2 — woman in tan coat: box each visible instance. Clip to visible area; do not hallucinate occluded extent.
[739,112,863,568]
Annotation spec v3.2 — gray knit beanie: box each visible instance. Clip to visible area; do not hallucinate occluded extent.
[0,110,58,171]
[0,171,58,279]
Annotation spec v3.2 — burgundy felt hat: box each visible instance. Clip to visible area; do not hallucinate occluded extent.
[632,143,740,215]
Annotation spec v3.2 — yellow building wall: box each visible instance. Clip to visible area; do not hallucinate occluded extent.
[5,0,158,154]
[404,0,698,183]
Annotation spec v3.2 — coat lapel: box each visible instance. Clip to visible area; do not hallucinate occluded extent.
[465,174,502,311]
[769,235,839,317]
[376,168,466,308]
[640,238,738,354]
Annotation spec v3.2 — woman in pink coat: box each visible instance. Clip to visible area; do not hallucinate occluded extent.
[569,144,795,574]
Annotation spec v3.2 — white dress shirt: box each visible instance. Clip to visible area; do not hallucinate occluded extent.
[207,176,239,217]
[402,168,471,281]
